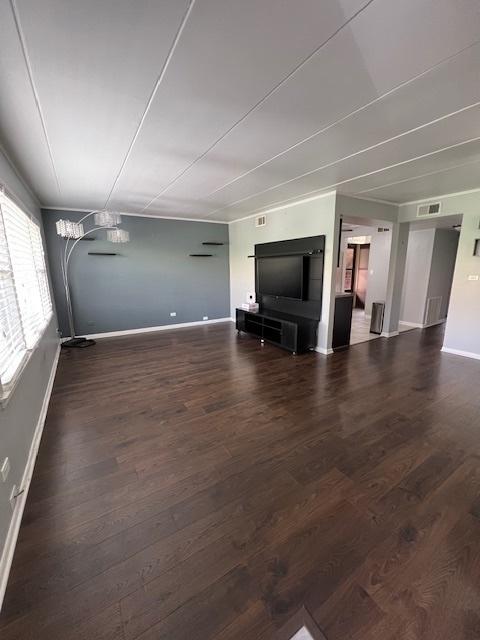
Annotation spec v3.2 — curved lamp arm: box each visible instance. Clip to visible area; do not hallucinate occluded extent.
[60,218,118,338]
[66,226,115,265]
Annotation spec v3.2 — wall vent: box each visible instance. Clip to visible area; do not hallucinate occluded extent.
[417,202,441,217]
[424,296,442,326]
[255,214,266,227]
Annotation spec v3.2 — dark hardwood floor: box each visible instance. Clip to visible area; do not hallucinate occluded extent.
[1,322,480,639]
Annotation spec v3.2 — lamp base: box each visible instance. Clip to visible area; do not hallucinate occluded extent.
[62,337,96,348]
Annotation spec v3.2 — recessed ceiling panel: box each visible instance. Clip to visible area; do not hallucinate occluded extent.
[1,0,480,217]
[13,0,191,208]
[0,0,60,202]
[206,114,480,218]
[107,0,370,212]
[145,0,480,216]
[186,46,480,213]
[358,160,480,203]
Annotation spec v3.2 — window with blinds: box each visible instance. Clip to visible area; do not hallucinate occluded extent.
[0,190,52,395]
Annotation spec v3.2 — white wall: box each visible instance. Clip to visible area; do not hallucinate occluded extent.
[400,191,480,357]
[0,147,59,606]
[229,192,338,353]
[400,228,435,325]
[426,229,459,320]
[336,194,399,224]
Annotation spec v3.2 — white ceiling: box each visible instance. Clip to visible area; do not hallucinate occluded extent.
[0,0,479,222]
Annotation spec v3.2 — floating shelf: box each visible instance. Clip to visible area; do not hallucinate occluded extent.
[88,252,118,256]
[80,237,95,241]
[202,242,224,246]
[189,253,213,257]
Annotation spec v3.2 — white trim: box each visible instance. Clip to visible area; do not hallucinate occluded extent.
[63,317,232,341]
[399,318,446,329]
[441,346,480,361]
[399,320,424,329]
[41,206,228,225]
[0,342,60,611]
[381,330,399,338]
[423,318,446,329]
[315,346,334,355]
[400,187,480,207]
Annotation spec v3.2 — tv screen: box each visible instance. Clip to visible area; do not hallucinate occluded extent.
[257,256,305,299]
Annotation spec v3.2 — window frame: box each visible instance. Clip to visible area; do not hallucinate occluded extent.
[0,187,53,406]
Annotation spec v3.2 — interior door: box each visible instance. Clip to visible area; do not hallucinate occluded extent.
[354,244,370,309]
[344,244,355,293]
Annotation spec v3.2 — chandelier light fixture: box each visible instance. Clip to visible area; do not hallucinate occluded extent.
[94,210,122,227]
[55,219,84,239]
[107,228,130,243]
[55,209,130,348]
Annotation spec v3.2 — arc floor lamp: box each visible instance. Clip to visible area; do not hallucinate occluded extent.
[55,210,130,348]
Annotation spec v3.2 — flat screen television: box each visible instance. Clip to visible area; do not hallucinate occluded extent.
[256,255,307,300]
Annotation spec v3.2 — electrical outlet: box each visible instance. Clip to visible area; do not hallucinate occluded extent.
[170,312,176,317]
[203,316,208,321]
[9,485,17,510]
[1,457,10,482]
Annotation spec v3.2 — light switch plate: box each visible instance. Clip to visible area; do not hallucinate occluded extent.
[468,275,479,281]
[170,312,176,317]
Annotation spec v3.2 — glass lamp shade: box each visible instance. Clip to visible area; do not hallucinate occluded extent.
[107,228,130,243]
[94,211,122,227]
[56,219,84,239]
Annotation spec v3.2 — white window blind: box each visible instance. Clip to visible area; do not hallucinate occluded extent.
[0,190,52,391]
[0,204,26,384]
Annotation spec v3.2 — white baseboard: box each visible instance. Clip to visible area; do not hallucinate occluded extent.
[423,318,446,329]
[441,346,480,361]
[315,346,334,355]
[381,330,399,338]
[0,343,60,612]
[63,317,232,341]
[399,318,446,329]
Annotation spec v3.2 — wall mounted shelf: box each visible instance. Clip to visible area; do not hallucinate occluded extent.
[189,253,213,257]
[202,242,224,246]
[88,252,118,256]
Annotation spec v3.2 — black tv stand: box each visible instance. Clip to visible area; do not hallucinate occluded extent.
[236,308,317,354]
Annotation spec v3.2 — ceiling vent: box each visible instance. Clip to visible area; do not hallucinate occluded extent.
[417,202,441,217]
[255,214,266,227]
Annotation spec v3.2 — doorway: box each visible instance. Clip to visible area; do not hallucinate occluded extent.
[343,241,371,310]
[353,243,370,309]
[338,222,391,345]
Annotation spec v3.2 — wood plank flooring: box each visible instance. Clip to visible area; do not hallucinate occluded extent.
[1,322,480,639]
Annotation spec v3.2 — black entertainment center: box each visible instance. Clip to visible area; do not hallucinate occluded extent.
[236,235,324,354]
